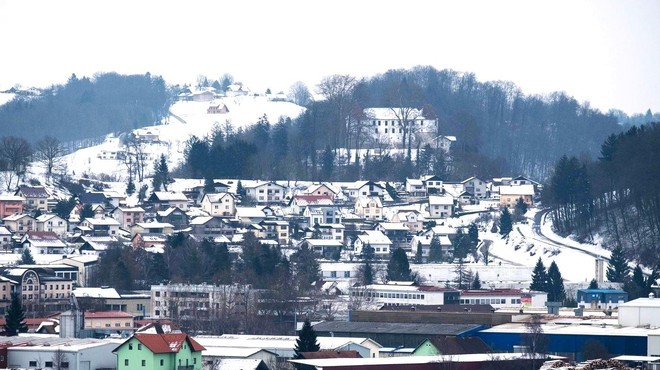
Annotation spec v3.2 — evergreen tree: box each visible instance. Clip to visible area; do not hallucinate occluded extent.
[236,180,246,199]
[530,257,548,292]
[53,197,76,221]
[361,243,375,261]
[514,197,528,220]
[606,246,630,283]
[547,261,566,302]
[20,248,35,265]
[428,236,443,263]
[359,260,375,285]
[415,241,423,264]
[588,279,598,289]
[152,154,169,191]
[4,292,27,336]
[471,272,482,289]
[203,175,215,193]
[320,145,334,181]
[126,178,136,195]
[387,248,412,282]
[452,229,471,260]
[499,207,513,236]
[294,318,320,363]
[80,203,95,219]
[468,223,479,246]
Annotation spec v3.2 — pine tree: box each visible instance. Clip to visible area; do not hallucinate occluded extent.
[80,203,95,219]
[236,180,246,199]
[499,207,513,236]
[514,197,528,220]
[126,178,136,195]
[452,229,471,260]
[387,248,412,282]
[415,241,423,264]
[547,261,566,302]
[359,261,374,285]
[361,243,375,261]
[294,318,320,361]
[606,246,630,283]
[320,145,334,181]
[471,272,482,289]
[468,223,479,246]
[4,292,27,336]
[428,236,443,262]
[588,279,598,289]
[20,248,35,265]
[530,258,548,292]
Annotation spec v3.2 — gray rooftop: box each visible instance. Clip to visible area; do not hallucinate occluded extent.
[312,321,480,336]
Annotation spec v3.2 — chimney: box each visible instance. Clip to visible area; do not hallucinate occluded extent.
[650,293,655,300]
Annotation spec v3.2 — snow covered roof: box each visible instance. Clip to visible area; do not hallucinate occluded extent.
[236,207,266,218]
[499,184,535,196]
[357,230,391,245]
[303,239,343,247]
[428,195,454,205]
[377,222,409,231]
[0,194,24,201]
[84,217,120,226]
[207,358,266,370]
[151,191,189,201]
[190,216,213,225]
[135,222,174,229]
[363,107,425,121]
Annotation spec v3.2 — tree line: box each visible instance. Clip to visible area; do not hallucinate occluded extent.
[0,72,171,143]
[544,123,660,267]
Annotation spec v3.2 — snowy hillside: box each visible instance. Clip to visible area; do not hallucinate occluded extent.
[62,95,305,180]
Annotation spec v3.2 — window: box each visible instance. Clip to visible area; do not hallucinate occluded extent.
[155,291,161,297]
[344,271,350,278]
[125,359,129,366]
[46,361,53,367]
[30,361,38,367]
[142,360,146,366]
[138,344,142,350]
[160,359,164,366]
[61,362,69,368]
[129,343,133,350]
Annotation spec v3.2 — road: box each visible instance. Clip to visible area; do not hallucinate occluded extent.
[528,208,609,261]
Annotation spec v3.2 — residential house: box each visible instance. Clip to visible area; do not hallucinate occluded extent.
[354,196,383,221]
[461,177,487,199]
[413,336,491,356]
[0,194,23,218]
[207,102,229,114]
[103,190,126,208]
[499,185,535,208]
[391,210,424,234]
[375,222,411,251]
[409,234,452,262]
[313,224,345,243]
[134,128,161,143]
[78,192,109,209]
[288,195,334,215]
[421,175,444,195]
[157,207,189,230]
[78,217,121,236]
[35,213,67,237]
[0,227,12,252]
[405,178,426,197]
[111,206,145,229]
[305,183,340,200]
[258,220,289,245]
[2,214,36,236]
[427,195,454,219]
[435,135,456,153]
[511,175,543,193]
[235,207,268,224]
[76,235,118,256]
[15,185,50,212]
[21,231,69,255]
[350,107,437,149]
[303,205,342,228]
[132,233,168,251]
[148,191,191,211]
[345,181,385,200]
[353,230,392,259]
[201,192,236,217]
[131,222,175,237]
[243,181,286,204]
[113,332,205,370]
[300,239,344,259]
[190,216,235,238]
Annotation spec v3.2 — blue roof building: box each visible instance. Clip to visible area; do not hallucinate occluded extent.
[577,289,628,309]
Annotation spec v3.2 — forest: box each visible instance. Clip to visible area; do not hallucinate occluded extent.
[544,123,660,267]
[177,66,628,182]
[0,72,171,145]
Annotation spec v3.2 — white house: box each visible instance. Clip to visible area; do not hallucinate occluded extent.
[351,107,438,149]
[405,178,426,197]
[353,230,392,258]
[21,231,69,255]
[79,217,121,236]
[427,195,454,219]
[35,213,68,237]
[111,206,145,229]
[243,181,286,204]
[421,175,444,194]
[392,210,424,233]
[461,177,487,199]
[345,181,386,200]
[499,184,535,208]
[354,196,384,221]
[148,191,191,211]
[201,192,237,217]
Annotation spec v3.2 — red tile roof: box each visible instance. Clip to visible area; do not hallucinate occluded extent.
[25,231,60,241]
[132,333,205,353]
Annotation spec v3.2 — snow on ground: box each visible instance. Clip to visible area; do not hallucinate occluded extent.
[0,92,15,106]
[63,96,305,180]
[538,211,611,259]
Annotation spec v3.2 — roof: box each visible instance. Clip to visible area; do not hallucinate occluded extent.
[83,217,120,226]
[357,230,391,245]
[236,207,266,218]
[419,336,492,355]
[577,289,628,294]
[363,107,425,121]
[0,194,24,201]
[123,333,205,354]
[292,194,334,206]
[135,222,174,229]
[377,222,409,231]
[300,350,362,359]
[151,191,190,202]
[190,216,214,225]
[499,184,535,196]
[3,213,34,221]
[35,213,64,222]
[428,195,454,205]
[480,321,659,337]
[73,287,121,299]
[84,311,134,319]
[23,231,61,241]
[78,192,108,204]
[312,321,479,336]
[16,185,49,198]
[202,346,277,358]
[208,359,265,370]
[203,192,235,203]
[303,239,343,247]
[379,304,495,313]
[619,297,660,308]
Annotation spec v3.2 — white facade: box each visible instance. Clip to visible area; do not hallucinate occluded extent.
[244,181,286,204]
[7,340,118,370]
[618,296,660,328]
[459,289,548,308]
[353,108,438,149]
[461,177,487,199]
[350,282,457,306]
[201,193,236,217]
[428,195,454,219]
[35,214,68,237]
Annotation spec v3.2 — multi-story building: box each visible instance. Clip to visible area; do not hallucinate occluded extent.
[350,282,460,307]
[459,289,547,309]
[349,107,438,149]
[243,181,286,204]
[83,311,134,330]
[34,214,68,237]
[0,267,73,314]
[111,206,145,229]
[201,192,236,217]
[114,333,205,370]
[2,214,36,237]
[427,195,454,219]
[15,185,50,212]
[0,194,24,218]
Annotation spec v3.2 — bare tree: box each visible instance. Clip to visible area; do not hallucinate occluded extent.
[521,315,549,369]
[385,78,424,160]
[288,81,312,106]
[52,347,68,370]
[122,133,147,181]
[0,136,32,190]
[317,74,357,151]
[35,136,65,179]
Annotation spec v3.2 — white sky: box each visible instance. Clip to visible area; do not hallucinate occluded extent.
[1,0,659,114]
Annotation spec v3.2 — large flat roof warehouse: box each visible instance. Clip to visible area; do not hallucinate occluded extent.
[312,321,480,336]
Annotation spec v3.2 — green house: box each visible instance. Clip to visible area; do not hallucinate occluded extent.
[114,333,205,370]
[413,336,491,356]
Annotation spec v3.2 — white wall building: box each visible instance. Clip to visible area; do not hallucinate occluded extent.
[618,295,660,328]
[4,337,119,370]
[350,282,460,306]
